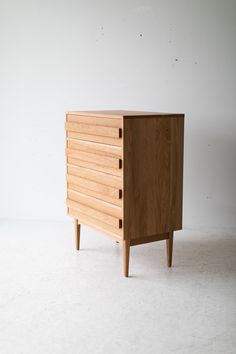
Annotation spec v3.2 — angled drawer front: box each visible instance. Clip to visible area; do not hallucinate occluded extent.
[66,113,123,239]
[65,122,121,139]
[66,114,122,146]
[66,173,121,199]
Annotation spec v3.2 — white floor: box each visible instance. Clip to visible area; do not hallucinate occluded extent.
[0,221,235,354]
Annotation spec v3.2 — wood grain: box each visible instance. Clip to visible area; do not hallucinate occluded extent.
[67,139,122,158]
[67,130,122,146]
[166,231,174,267]
[67,157,122,177]
[66,174,121,199]
[67,190,122,218]
[130,233,169,246]
[123,115,184,240]
[67,199,121,228]
[67,111,183,118]
[66,114,122,127]
[66,148,121,169]
[74,219,80,250]
[122,240,130,277]
[65,111,184,276]
[68,183,122,207]
[169,117,184,230]
[67,165,122,189]
[65,121,121,138]
[68,208,122,239]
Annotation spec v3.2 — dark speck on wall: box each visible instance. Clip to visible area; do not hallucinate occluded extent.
[175,58,179,62]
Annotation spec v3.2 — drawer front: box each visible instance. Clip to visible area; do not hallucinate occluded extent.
[66,114,123,239]
[67,156,122,177]
[67,114,122,128]
[68,207,122,239]
[67,190,122,238]
[66,148,122,170]
[66,174,121,199]
[67,165,122,189]
[67,130,122,147]
[66,114,122,146]
[65,122,122,139]
[67,183,122,207]
[67,139,122,158]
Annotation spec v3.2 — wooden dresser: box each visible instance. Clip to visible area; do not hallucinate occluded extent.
[65,111,184,277]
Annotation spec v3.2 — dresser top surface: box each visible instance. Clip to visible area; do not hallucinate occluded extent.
[66,110,184,119]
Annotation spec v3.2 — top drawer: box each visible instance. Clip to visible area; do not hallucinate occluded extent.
[66,114,122,146]
[65,122,122,139]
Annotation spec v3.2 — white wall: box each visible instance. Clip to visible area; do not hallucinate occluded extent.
[0,0,236,228]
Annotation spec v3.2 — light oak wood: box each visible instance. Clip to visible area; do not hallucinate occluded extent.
[67,139,122,158]
[130,233,169,246]
[68,208,122,239]
[169,118,184,230]
[66,148,121,169]
[166,231,174,267]
[68,183,122,207]
[66,174,121,199]
[67,190,122,219]
[67,111,182,118]
[67,114,122,127]
[67,199,121,228]
[123,116,184,240]
[67,130,122,146]
[65,111,184,276]
[67,157,122,177]
[67,165,122,189]
[122,240,130,277]
[74,219,80,250]
[65,121,121,138]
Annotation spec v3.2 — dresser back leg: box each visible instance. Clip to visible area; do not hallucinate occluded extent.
[74,219,81,250]
[122,240,130,277]
[166,231,173,267]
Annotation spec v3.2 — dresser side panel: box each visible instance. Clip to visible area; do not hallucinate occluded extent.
[124,116,184,240]
[169,116,184,230]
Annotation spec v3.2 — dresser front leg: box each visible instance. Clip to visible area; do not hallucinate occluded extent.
[122,240,130,277]
[74,219,81,250]
[166,231,173,267]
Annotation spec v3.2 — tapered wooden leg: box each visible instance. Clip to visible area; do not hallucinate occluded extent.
[166,231,173,267]
[122,240,130,277]
[74,219,81,250]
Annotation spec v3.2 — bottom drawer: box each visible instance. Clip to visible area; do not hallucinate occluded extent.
[67,199,122,229]
[68,208,123,239]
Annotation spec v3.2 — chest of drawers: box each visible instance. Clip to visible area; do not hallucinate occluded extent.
[65,110,184,277]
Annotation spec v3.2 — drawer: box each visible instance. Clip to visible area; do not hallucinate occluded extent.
[67,183,122,207]
[67,189,122,236]
[67,199,121,229]
[66,174,122,199]
[68,207,122,238]
[67,189,121,218]
[67,165,122,189]
[66,148,122,170]
[67,139,122,158]
[66,114,122,128]
[67,156,122,177]
[67,130,122,147]
[66,114,122,146]
[65,122,122,139]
